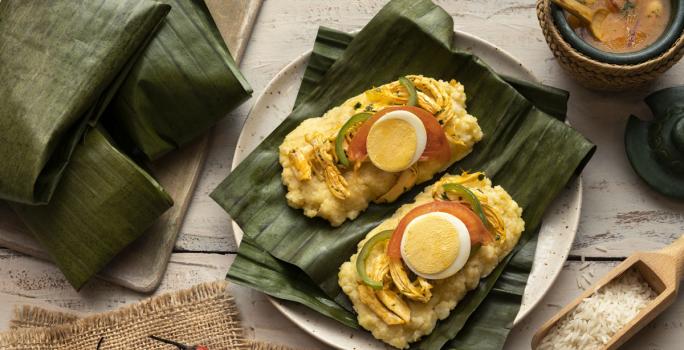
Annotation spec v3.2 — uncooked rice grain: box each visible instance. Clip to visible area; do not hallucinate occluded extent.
[538,269,656,350]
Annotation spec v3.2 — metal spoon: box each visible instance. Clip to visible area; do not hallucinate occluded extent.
[532,234,684,349]
[551,0,609,41]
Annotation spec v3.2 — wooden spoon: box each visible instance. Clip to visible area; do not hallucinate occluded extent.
[532,234,684,350]
[551,0,609,41]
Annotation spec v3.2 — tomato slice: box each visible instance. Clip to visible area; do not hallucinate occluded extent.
[347,106,451,165]
[386,201,493,259]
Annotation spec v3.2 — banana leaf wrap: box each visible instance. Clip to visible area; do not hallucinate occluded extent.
[226,24,574,349]
[104,0,253,160]
[215,0,595,347]
[11,129,173,289]
[0,0,252,289]
[0,0,170,205]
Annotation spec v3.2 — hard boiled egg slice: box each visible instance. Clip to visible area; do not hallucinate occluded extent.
[366,110,427,172]
[400,212,471,280]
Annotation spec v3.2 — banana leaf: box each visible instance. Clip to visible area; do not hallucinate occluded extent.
[216,0,594,347]
[226,24,570,349]
[12,129,172,289]
[103,0,253,160]
[229,237,359,329]
[294,27,567,349]
[1,0,252,289]
[0,0,170,205]
[295,27,569,121]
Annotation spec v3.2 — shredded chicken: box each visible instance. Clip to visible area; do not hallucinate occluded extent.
[357,285,405,325]
[359,242,414,324]
[389,258,433,303]
[376,289,411,322]
[374,165,418,203]
[288,149,312,181]
[364,75,450,118]
[305,132,350,199]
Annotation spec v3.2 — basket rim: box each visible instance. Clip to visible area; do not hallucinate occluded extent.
[538,0,684,71]
[549,0,684,65]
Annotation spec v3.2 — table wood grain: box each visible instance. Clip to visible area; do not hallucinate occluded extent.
[1,1,683,349]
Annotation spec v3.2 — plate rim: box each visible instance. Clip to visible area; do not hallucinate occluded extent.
[230,29,582,349]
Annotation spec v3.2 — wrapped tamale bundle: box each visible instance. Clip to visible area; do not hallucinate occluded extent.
[0,0,252,289]
[11,129,173,289]
[0,0,170,205]
[104,0,253,160]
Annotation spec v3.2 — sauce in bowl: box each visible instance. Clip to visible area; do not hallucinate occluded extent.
[566,0,671,53]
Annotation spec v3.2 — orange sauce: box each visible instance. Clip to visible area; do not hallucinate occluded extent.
[566,0,671,53]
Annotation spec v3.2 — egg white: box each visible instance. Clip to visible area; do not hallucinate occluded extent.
[367,110,427,171]
[400,212,471,280]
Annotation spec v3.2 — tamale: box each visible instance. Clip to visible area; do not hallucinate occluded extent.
[0,0,170,204]
[0,0,253,289]
[104,0,253,160]
[12,129,173,289]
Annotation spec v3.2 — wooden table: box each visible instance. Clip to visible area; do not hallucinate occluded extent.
[1,1,683,349]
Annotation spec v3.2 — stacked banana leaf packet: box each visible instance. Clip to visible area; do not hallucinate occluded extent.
[212,0,595,349]
[0,0,251,289]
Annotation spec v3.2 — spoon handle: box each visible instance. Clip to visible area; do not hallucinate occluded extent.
[550,0,593,23]
[659,234,684,281]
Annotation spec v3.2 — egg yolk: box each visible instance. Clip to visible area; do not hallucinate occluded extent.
[402,214,460,275]
[366,118,418,172]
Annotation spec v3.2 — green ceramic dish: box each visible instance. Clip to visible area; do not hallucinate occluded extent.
[551,0,684,65]
[625,86,684,199]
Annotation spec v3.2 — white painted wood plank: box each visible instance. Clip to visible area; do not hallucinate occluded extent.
[3,251,682,349]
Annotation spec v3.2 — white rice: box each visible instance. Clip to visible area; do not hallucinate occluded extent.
[538,269,657,350]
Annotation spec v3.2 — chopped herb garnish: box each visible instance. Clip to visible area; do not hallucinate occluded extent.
[441,193,449,200]
[353,102,362,109]
[621,0,635,14]
[438,120,444,125]
[477,173,485,181]
[364,104,375,112]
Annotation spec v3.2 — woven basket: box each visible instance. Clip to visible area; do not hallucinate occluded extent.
[537,0,684,91]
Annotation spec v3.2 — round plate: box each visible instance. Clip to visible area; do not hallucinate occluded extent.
[232,30,582,349]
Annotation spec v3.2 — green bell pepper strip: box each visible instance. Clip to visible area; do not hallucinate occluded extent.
[335,112,372,167]
[442,183,492,230]
[399,76,417,106]
[356,230,394,290]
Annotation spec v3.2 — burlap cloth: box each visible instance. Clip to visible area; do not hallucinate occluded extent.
[0,281,303,350]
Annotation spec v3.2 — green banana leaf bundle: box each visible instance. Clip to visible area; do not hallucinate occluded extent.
[214,0,594,348]
[0,0,169,205]
[104,0,252,160]
[11,129,173,289]
[0,0,251,289]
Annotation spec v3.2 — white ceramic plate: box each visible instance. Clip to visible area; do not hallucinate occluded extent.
[231,30,582,350]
